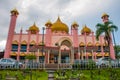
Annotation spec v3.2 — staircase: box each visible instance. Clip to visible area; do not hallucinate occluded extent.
[47,70,55,80]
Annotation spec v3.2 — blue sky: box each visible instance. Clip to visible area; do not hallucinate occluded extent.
[0,0,120,51]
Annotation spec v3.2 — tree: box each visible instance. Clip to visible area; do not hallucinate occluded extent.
[114,45,120,59]
[25,53,36,60]
[96,21,118,59]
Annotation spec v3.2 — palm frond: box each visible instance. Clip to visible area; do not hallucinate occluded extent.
[96,23,104,28]
[110,25,118,31]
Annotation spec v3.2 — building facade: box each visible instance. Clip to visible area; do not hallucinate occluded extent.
[4,9,115,64]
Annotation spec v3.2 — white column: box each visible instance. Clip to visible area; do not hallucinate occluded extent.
[37,49,40,62]
[48,50,50,64]
[71,47,74,64]
[58,48,61,64]
[92,50,94,60]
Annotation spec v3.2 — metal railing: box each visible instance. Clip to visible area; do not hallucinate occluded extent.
[0,59,120,69]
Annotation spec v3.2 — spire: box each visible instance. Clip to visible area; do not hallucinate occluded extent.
[33,22,36,26]
[56,16,62,22]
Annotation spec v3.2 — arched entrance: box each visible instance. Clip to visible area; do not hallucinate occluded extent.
[60,40,71,63]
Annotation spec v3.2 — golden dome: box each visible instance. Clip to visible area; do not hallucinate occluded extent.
[101,13,109,18]
[51,17,69,33]
[11,8,19,15]
[29,23,39,31]
[71,21,79,27]
[45,20,52,27]
[81,25,91,34]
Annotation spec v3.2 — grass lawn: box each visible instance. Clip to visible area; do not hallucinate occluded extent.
[0,68,120,80]
[54,68,120,80]
[0,69,48,80]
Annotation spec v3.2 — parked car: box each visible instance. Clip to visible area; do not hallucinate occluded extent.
[96,57,120,68]
[96,57,109,67]
[0,58,23,68]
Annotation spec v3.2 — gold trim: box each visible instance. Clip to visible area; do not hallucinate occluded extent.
[21,40,27,44]
[97,53,102,56]
[79,42,85,46]
[10,52,17,56]
[20,53,25,56]
[12,40,18,44]
[87,42,92,46]
[95,42,100,46]
[88,53,92,56]
[30,40,36,45]
[104,53,109,56]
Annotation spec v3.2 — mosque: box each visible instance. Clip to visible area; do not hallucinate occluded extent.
[4,9,115,64]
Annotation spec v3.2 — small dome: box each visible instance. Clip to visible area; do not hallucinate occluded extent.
[101,13,109,18]
[81,25,91,35]
[51,17,69,33]
[29,23,39,31]
[45,20,52,27]
[11,8,19,15]
[71,21,79,27]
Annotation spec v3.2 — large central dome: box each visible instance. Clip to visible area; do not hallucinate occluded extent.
[51,17,69,33]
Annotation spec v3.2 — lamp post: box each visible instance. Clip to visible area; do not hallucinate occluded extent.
[42,27,45,63]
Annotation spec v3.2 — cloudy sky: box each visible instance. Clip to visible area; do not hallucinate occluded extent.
[0,0,120,51]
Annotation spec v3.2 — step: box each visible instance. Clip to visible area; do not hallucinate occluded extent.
[48,73,54,77]
[48,77,54,80]
[48,70,55,80]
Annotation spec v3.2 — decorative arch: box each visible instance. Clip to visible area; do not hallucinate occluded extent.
[30,40,36,45]
[21,40,27,45]
[56,37,72,47]
[96,53,102,56]
[103,42,108,46]
[104,53,109,56]
[39,41,45,46]
[61,40,72,48]
[87,42,92,46]
[12,40,18,44]
[95,42,100,46]
[79,42,85,46]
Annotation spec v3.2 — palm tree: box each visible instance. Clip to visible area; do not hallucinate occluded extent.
[96,21,118,59]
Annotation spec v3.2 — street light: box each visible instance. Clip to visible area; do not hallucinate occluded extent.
[42,27,45,63]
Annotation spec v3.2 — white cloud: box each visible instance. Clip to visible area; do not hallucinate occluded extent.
[0,40,6,51]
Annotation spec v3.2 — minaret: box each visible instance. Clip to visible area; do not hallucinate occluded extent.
[45,20,52,46]
[101,13,115,59]
[101,13,109,23]
[4,9,19,58]
[71,21,79,47]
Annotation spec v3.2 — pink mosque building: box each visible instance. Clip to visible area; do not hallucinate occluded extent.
[4,9,115,64]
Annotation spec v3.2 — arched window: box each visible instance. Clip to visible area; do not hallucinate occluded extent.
[21,40,27,52]
[11,40,18,52]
